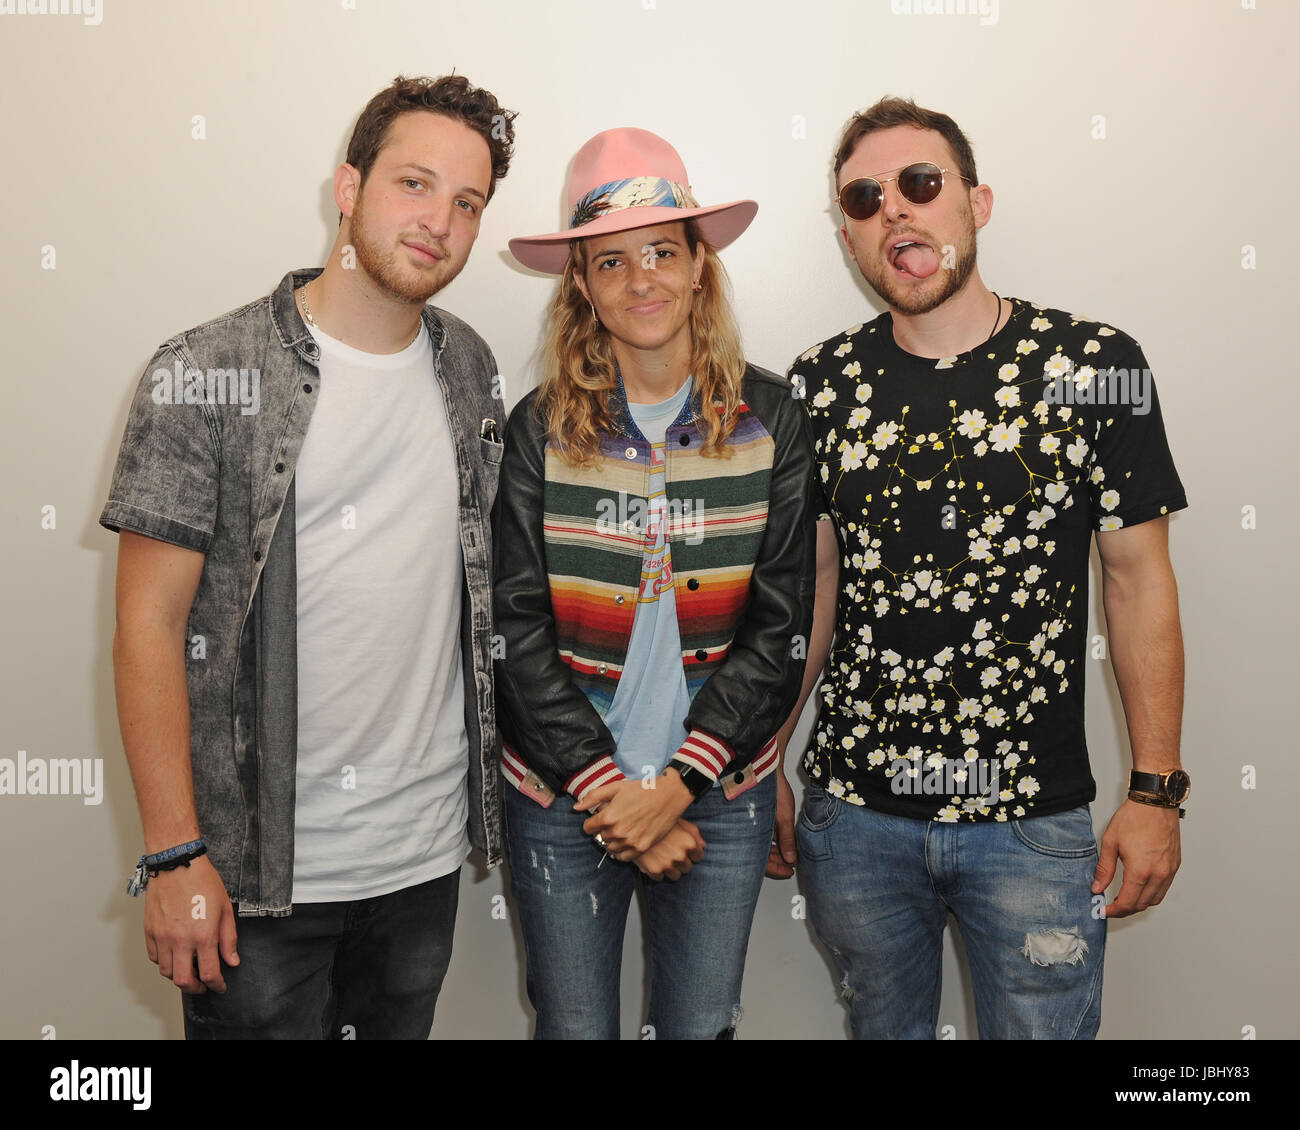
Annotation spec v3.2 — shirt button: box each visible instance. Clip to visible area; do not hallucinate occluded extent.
[614,594,625,605]
[678,435,690,446]
[687,578,700,590]
[694,649,707,661]
[733,771,745,785]
[274,462,285,473]
[253,549,263,562]
[597,663,608,675]
[302,383,313,393]
[624,446,637,459]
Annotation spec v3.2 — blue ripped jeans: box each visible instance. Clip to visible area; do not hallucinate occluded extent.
[799,787,1106,1039]
[504,774,775,1040]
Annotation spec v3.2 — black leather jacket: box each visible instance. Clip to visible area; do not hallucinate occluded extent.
[492,364,818,797]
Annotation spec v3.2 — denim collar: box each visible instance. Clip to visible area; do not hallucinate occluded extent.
[608,361,701,441]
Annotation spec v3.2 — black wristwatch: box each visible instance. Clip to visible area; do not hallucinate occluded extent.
[1129,768,1191,807]
[668,761,714,800]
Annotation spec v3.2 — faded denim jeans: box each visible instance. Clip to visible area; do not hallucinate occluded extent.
[504,774,776,1040]
[799,786,1106,1039]
[182,870,459,1040]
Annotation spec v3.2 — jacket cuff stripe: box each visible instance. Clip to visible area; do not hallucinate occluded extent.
[566,757,626,802]
[501,743,530,787]
[672,730,735,781]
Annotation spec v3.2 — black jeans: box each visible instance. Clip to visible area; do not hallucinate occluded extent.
[182,870,460,1039]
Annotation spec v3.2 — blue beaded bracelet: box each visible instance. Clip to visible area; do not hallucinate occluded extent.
[126,838,207,897]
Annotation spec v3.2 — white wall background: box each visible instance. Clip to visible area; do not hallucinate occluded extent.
[1,0,1295,1039]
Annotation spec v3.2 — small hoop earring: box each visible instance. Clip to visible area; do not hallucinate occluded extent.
[589,300,600,326]
[691,280,702,293]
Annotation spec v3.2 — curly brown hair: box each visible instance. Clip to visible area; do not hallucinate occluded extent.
[345,74,517,203]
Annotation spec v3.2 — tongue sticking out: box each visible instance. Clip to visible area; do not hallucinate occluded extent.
[894,243,940,279]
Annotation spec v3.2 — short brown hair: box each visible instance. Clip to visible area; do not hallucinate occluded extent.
[833,97,977,187]
[345,74,517,203]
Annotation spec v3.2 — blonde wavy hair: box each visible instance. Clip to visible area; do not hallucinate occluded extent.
[534,218,747,466]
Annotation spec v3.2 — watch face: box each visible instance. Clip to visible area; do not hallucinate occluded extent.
[1165,770,1191,803]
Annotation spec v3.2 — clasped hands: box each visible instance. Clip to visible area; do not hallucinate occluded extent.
[576,770,705,881]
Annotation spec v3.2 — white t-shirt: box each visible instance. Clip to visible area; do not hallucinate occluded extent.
[291,320,468,901]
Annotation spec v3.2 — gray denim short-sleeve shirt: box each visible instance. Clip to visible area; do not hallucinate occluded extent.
[101,268,504,915]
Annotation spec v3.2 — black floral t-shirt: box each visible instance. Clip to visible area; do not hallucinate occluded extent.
[788,298,1187,822]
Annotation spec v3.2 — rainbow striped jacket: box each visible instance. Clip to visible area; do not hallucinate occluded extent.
[492,365,817,806]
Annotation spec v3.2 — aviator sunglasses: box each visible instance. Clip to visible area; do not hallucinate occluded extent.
[835,161,973,221]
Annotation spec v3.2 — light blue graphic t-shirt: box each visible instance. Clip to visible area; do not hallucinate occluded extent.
[604,378,696,781]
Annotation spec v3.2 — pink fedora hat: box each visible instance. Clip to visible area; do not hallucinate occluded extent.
[508,127,758,274]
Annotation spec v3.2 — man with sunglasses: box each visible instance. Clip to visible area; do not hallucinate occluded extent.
[778,98,1188,1039]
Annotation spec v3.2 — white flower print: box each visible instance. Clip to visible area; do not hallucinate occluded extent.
[1099,489,1120,511]
[980,667,1001,688]
[1066,438,1088,466]
[998,362,1020,382]
[951,590,974,612]
[983,706,1008,726]
[871,420,900,450]
[1039,435,1061,455]
[834,341,853,357]
[972,618,992,639]
[1002,537,1021,555]
[848,406,871,429]
[840,441,870,471]
[1017,776,1040,797]
[1026,505,1056,530]
[812,386,836,408]
[989,422,1020,452]
[958,409,987,438]
[995,386,1020,408]
[843,360,862,377]
[1043,353,1072,379]
[855,382,873,402]
[1099,515,1124,531]
[1044,480,1068,503]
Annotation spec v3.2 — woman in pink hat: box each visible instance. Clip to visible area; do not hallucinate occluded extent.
[493,128,818,1039]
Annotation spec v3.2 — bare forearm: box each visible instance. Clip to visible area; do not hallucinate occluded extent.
[1102,569,1184,772]
[775,553,839,758]
[113,624,200,852]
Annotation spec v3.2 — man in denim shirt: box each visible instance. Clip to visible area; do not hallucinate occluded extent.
[100,75,514,1039]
